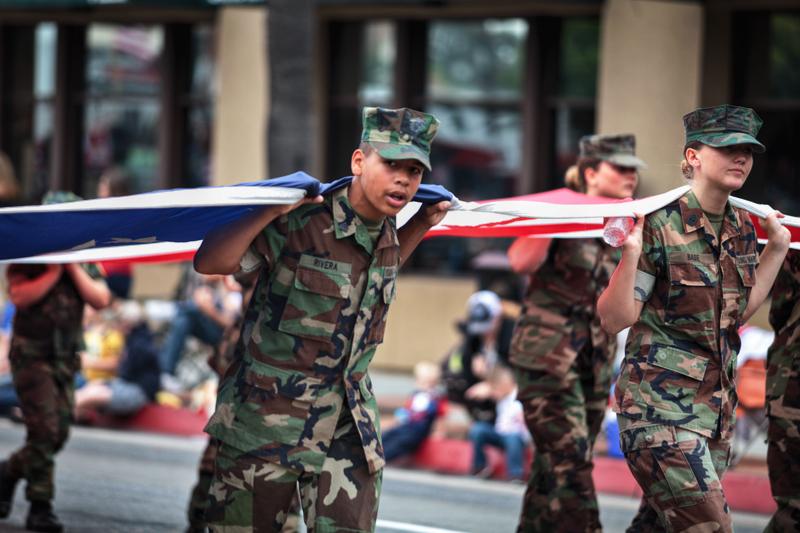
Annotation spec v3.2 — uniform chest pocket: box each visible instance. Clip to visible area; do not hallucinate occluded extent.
[365,268,397,346]
[278,257,352,344]
[666,254,717,325]
[735,255,757,288]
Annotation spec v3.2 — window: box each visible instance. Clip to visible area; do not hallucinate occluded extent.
[185,24,216,188]
[732,11,800,215]
[84,24,163,196]
[32,23,57,198]
[323,14,600,273]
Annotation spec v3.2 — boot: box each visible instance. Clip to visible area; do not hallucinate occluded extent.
[0,460,19,518]
[26,500,63,533]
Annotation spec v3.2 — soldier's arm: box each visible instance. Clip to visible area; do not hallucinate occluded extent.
[398,200,450,266]
[195,196,322,275]
[65,263,112,310]
[507,237,552,274]
[7,264,63,309]
[597,214,646,334]
[743,212,791,323]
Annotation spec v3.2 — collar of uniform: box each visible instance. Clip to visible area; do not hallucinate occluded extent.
[331,186,399,250]
[678,188,742,241]
[678,189,707,234]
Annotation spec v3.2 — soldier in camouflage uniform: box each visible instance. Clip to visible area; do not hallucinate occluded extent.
[0,191,112,533]
[193,107,449,532]
[765,250,800,532]
[597,104,791,533]
[508,134,645,532]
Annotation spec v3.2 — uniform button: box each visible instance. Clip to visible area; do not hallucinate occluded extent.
[645,435,654,443]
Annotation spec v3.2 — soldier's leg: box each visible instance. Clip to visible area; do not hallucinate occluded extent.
[514,365,601,533]
[583,342,616,448]
[7,358,72,504]
[187,437,219,531]
[205,443,301,532]
[301,416,381,533]
[765,416,800,532]
[620,422,731,533]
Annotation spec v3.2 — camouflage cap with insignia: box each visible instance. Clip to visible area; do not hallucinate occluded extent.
[42,190,83,205]
[361,107,439,171]
[579,134,647,169]
[683,104,765,153]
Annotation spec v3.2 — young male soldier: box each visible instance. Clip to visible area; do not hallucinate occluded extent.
[195,107,450,532]
[0,191,112,533]
[765,250,800,532]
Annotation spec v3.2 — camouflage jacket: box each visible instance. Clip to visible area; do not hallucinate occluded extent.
[766,251,800,420]
[509,238,618,376]
[615,189,758,441]
[8,263,102,365]
[205,186,398,475]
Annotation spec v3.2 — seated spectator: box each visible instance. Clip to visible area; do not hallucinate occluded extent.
[468,364,530,481]
[441,290,505,424]
[159,269,240,392]
[0,301,17,417]
[75,301,160,419]
[81,304,125,383]
[383,362,445,462]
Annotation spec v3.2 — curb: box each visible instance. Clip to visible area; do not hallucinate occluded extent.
[408,436,776,516]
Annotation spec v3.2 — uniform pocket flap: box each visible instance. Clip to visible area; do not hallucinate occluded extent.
[648,345,709,381]
[736,263,756,287]
[242,360,321,403]
[668,254,717,287]
[620,423,678,452]
[294,265,351,299]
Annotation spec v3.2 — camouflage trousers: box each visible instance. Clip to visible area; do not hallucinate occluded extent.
[189,438,302,532]
[512,345,612,533]
[765,416,800,532]
[206,418,382,532]
[6,355,75,502]
[618,418,731,533]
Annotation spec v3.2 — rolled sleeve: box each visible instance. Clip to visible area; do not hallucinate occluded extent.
[634,270,656,301]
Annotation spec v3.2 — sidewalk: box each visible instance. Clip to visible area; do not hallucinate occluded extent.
[369,369,775,517]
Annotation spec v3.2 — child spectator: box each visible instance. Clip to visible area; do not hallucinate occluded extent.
[74,301,160,420]
[441,290,505,424]
[81,305,125,383]
[383,362,445,462]
[468,364,530,481]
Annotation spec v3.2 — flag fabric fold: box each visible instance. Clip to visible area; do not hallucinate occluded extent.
[1,173,797,265]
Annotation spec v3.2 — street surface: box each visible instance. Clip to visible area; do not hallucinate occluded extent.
[0,420,770,532]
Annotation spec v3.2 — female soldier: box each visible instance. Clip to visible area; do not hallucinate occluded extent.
[508,134,645,532]
[598,105,790,532]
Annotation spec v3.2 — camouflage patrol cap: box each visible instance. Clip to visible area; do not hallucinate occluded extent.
[683,104,765,153]
[361,107,439,171]
[579,134,646,169]
[42,190,82,205]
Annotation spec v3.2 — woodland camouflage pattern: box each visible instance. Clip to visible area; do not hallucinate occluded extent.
[765,251,800,532]
[361,107,439,170]
[5,264,101,502]
[579,134,646,169]
[683,104,765,153]
[510,238,618,532]
[205,186,398,530]
[617,189,758,531]
[618,419,732,532]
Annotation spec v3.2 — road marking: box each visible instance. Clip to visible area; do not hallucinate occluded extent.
[377,519,468,533]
